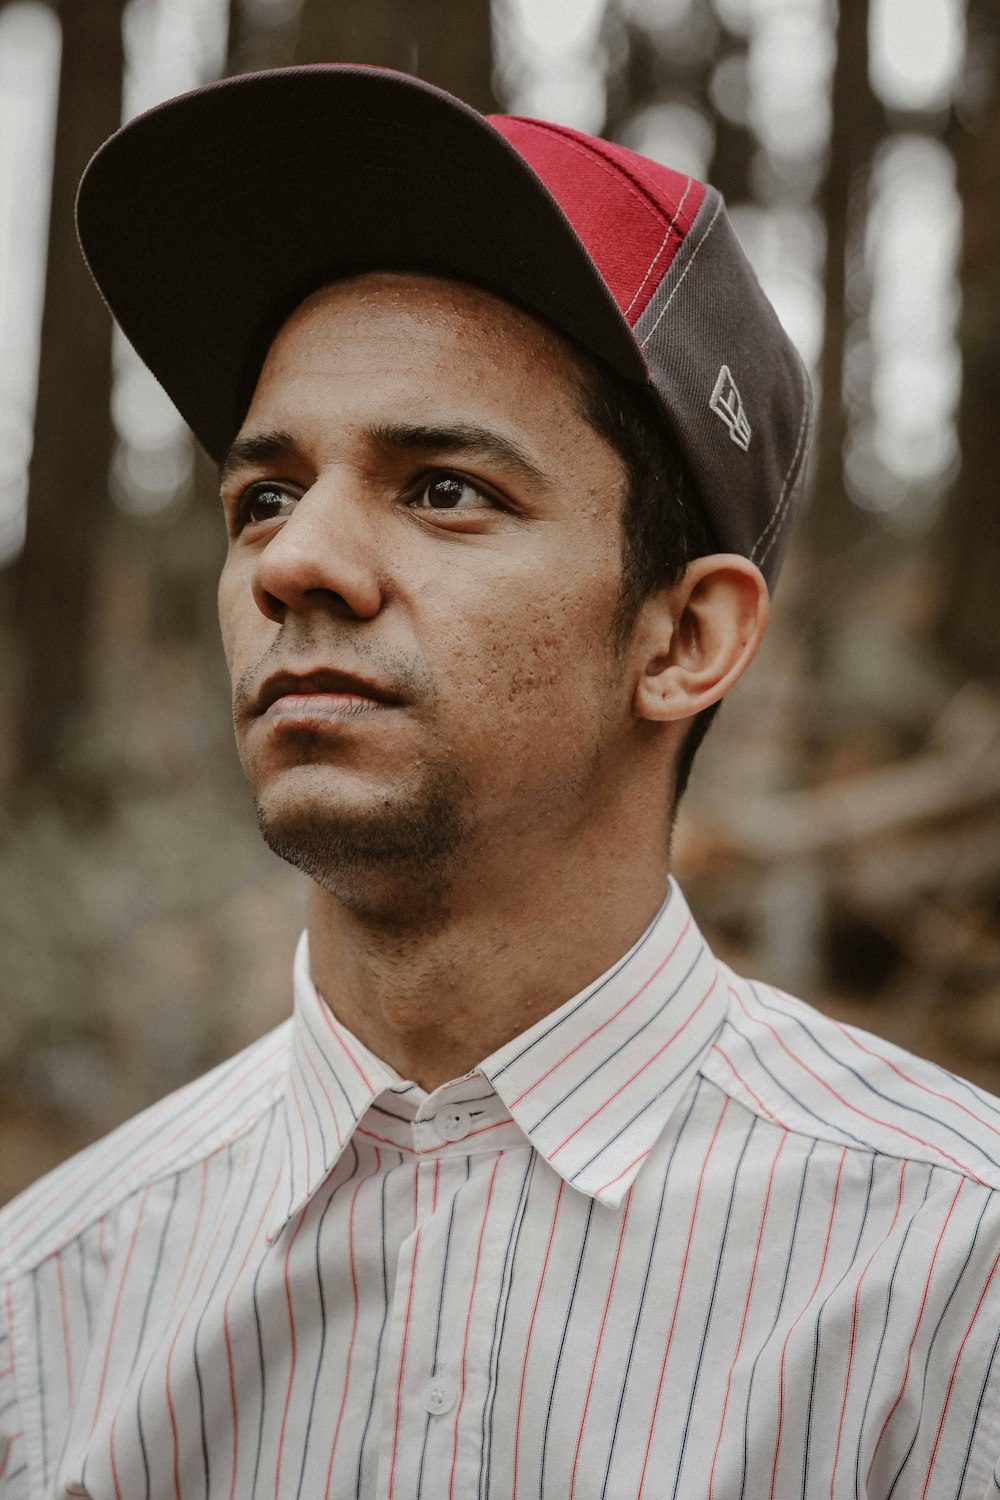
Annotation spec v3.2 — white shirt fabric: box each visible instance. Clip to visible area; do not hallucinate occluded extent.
[3,879,1000,1499]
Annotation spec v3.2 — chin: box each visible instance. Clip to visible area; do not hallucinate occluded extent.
[250,761,474,901]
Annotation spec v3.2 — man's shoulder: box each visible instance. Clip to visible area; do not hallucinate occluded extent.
[707,967,1000,1191]
[0,1019,291,1281]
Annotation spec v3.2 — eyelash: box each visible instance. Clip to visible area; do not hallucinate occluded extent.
[229,470,504,533]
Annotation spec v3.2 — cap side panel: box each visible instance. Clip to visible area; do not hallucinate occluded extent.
[751,362,812,572]
[491,117,704,326]
[623,175,697,321]
[633,187,813,590]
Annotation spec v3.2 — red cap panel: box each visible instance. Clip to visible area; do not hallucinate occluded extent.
[489,117,705,327]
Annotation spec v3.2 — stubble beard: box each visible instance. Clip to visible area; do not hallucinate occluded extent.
[251,755,474,931]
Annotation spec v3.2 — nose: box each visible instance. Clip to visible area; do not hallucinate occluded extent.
[251,473,385,625]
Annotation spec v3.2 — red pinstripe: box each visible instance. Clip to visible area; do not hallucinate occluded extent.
[638,1096,730,1500]
[449,1154,504,1500]
[509,916,693,1107]
[707,1130,788,1500]
[55,1248,74,1406]
[828,1160,908,1499]
[835,1020,1000,1141]
[593,1145,652,1196]
[388,1224,426,1500]
[273,1205,310,1499]
[569,1186,633,1500]
[288,1073,313,1191]
[224,1167,283,1500]
[713,1043,782,1124]
[325,1149,382,1500]
[298,1036,344,1151]
[164,1160,211,1500]
[769,1146,848,1500]
[315,999,375,1092]
[865,1175,968,1486]
[734,988,989,1187]
[0,1431,20,1479]
[512,1180,564,1500]
[0,1041,284,1260]
[920,1241,1000,1499]
[87,1186,150,1447]
[551,971,720,1160]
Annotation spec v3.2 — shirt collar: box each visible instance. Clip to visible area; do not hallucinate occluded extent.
[273,878,725,1235]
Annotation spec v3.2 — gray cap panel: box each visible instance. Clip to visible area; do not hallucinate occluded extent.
[633,187,813,590]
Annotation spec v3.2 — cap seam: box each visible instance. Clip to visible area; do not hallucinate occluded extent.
[623,175,695,320]
[751,356,811,567]
[502,116,689,313]
[639,195,723,349]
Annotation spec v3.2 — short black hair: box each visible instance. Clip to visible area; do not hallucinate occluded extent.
[575,358,722,811]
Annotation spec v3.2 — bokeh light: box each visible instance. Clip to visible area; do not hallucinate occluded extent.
[869,0,965,113]
[0,1,59,567]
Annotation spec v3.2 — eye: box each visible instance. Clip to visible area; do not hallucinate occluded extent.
[234,482,298,529]
[411,474,494,512]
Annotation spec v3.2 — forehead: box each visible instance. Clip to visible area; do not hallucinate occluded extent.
[251,270,596,415]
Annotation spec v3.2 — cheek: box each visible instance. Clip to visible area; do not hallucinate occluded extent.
[217,560,263,681]
[432,576,619,739]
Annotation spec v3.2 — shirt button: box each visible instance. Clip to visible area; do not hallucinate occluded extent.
[434,1106,472,1142]
[421,1374,456,1415]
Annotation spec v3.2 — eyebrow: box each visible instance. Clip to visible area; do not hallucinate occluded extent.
[367,422,553,489]
[218,421,554,491]
[218,429,297,489]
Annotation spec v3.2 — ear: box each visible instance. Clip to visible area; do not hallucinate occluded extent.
[632,554,770,723]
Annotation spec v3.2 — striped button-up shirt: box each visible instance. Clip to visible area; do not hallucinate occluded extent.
[3,880,1000,1499]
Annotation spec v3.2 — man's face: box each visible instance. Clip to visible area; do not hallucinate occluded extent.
[217,272,636,906]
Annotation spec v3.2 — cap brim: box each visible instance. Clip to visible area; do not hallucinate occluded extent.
[76,64,648,463]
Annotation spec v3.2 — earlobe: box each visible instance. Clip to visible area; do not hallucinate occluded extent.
[633,555,769,724]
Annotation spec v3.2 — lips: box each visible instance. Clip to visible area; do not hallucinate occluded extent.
[254,669,406,715]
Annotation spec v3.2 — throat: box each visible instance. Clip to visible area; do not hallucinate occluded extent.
[303,853,671,1093]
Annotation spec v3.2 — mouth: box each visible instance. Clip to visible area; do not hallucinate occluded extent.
[254,669,407,721]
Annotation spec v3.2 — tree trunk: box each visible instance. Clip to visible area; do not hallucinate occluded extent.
[936,0,1000,680]
[802,0,877,563]
[294,0,495,111]
[226,0,301,76]
[12,0,126,787]
[706,27,754,208]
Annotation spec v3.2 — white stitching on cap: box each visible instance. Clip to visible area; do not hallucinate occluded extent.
[518,121,671,229]
[751,358,811,568]
[623,177,694,319]
[638,198,724,348]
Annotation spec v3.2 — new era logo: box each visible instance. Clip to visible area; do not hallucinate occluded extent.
[710,365,751,451]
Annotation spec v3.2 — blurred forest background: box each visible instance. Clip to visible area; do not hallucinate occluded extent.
[0,0,998,1202]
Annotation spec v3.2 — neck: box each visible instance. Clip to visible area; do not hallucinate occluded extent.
[305,784,673,1091]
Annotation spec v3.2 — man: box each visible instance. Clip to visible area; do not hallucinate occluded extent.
[1,64,999,1500]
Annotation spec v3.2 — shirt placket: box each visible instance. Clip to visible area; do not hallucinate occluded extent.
[375,1109,527,1500]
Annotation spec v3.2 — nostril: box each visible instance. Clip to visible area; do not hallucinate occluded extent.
[254,586,287,624]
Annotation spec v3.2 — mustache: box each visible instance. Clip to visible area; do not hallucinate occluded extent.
[231,633,433,720]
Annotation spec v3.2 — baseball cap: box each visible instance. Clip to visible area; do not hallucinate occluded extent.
[76,64,812,588]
